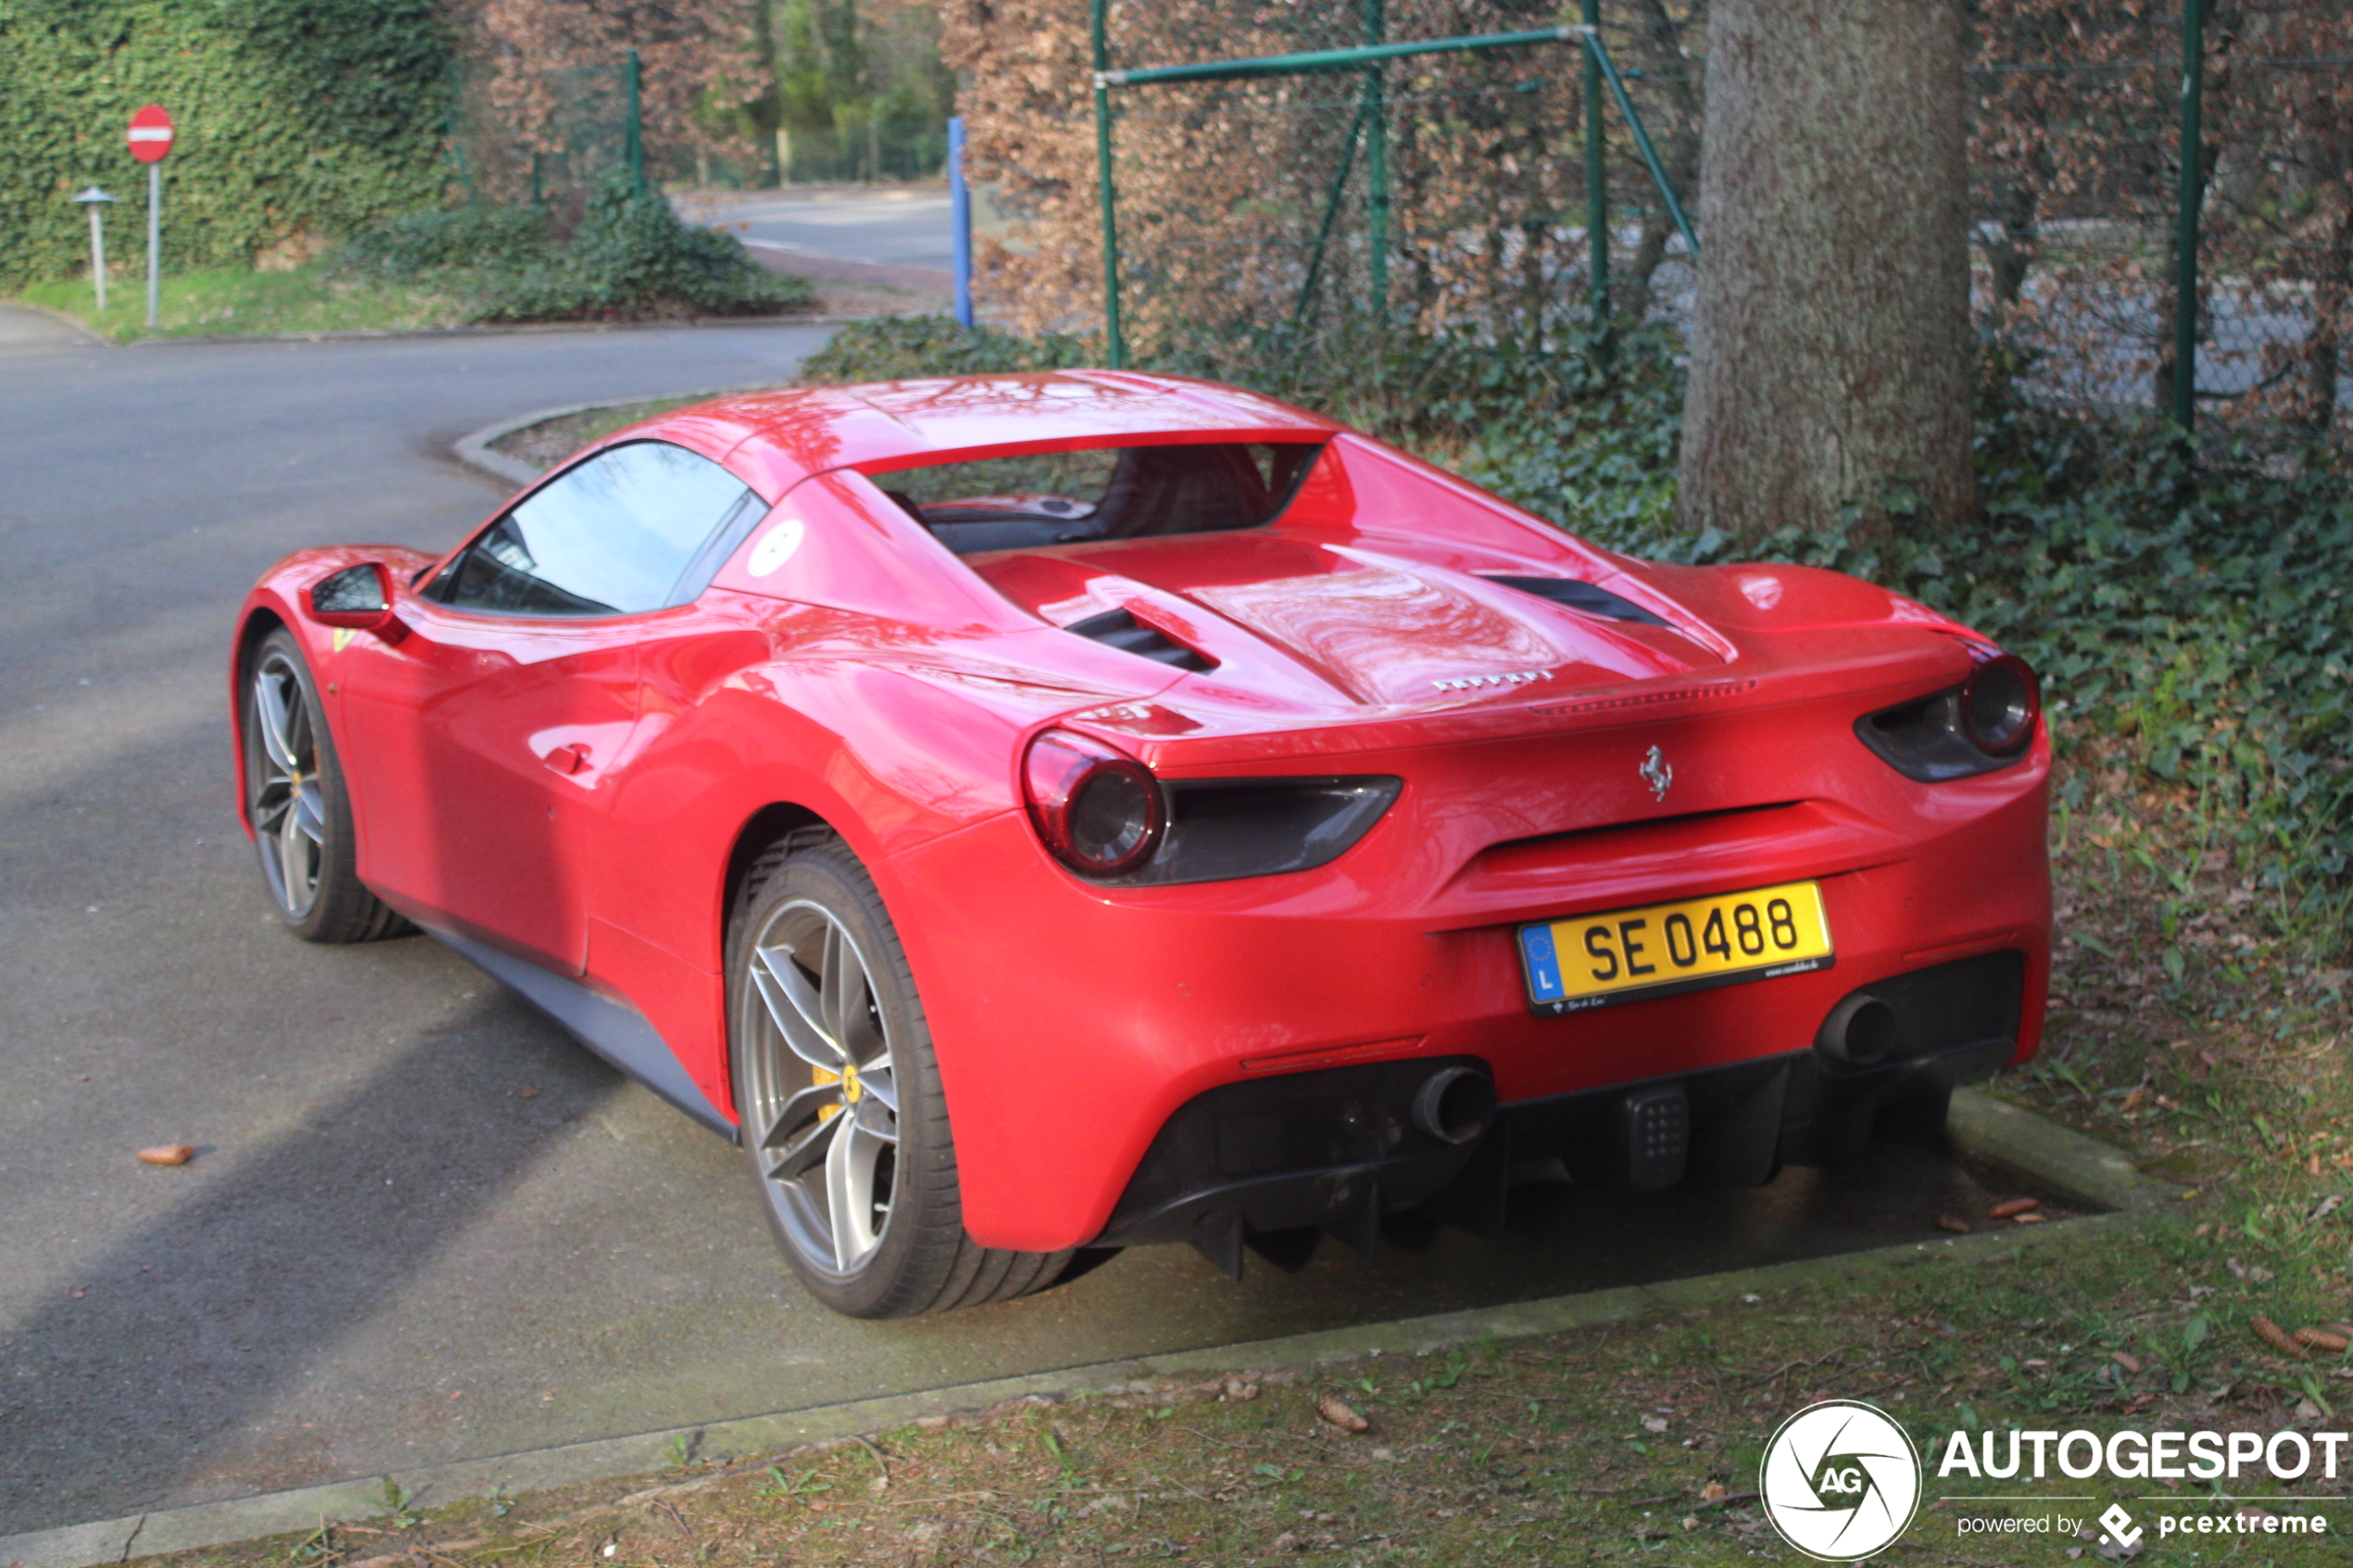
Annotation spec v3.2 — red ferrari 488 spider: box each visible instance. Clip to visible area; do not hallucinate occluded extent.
[233,371,2049,1317]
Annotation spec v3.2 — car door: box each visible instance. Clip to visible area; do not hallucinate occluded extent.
[336,440,761,973]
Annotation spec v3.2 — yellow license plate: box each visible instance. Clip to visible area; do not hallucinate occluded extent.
[1517,880,1834,1015]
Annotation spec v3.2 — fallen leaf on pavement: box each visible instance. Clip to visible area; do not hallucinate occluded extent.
[136,1145,194,1166]
[1315,1394,1371,1434]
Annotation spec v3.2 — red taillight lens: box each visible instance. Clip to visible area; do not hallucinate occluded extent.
[1023,729,1166,876]
[1960,654,2039,756]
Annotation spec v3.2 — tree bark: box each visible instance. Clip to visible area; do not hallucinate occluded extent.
[1677,0,1975,543]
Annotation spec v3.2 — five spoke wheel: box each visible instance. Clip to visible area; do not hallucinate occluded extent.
[240,628,410,945]
[727,834,1074,1317]
[249,650,329,921]
[741,899,902,1274]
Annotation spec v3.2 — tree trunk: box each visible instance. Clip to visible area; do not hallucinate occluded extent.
[1677,0,1976,543]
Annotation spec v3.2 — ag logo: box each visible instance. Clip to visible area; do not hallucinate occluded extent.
[1758,1399,1921,1561]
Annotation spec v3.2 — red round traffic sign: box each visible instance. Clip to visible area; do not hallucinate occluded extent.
[128,105,174,165]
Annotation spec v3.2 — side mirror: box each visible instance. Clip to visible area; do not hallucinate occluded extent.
[304,562,397,633]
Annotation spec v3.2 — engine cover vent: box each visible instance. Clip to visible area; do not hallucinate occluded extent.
[1482,574,1670,627]
[1063,608,1216,672]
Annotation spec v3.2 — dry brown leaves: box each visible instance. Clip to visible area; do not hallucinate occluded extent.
[1314,1393,1371,1434]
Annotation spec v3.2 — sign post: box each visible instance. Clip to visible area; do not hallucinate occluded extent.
[72,187,119,313]
[127,105,174,329]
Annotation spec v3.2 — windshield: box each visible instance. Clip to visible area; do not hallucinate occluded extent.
[868,442,1324,555]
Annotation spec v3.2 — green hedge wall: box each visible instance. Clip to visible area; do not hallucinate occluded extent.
[0,0,450,289]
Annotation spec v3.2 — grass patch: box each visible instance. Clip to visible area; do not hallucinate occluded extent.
[17,264,465,343]
[17,182,819,343]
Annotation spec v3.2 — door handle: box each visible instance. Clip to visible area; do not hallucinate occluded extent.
[542,743,591,775]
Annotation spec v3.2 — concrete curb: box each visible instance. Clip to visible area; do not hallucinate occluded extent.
[0,1085,2171,1568]
[450,383,801,490]
[120,315,865,350]
[1948,1085,2176,1212]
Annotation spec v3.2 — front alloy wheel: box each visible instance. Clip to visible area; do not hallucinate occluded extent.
[249,648,329,922]
[241,628,410,944]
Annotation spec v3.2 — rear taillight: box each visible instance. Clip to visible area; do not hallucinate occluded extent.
[1023,729,1165,876]
[1959,654,2039,757]
[1855,651,2043,782]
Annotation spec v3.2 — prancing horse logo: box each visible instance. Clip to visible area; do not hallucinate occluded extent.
[1640,745,1673,800]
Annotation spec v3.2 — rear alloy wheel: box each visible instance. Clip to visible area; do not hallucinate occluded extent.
[243,629,411,944]
[728,833,1071,1317]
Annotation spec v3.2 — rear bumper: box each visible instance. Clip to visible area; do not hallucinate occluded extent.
[888,725,2048,1252]
[1091,951,2024,1267]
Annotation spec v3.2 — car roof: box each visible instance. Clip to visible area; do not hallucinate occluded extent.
[652,371,1346,497]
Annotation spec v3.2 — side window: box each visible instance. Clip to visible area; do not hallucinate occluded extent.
[436,441,756,616]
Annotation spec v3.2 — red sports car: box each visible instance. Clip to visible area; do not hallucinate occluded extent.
[232,372,2049,1318]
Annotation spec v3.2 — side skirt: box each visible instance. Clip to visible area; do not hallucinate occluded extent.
[427,926,737,1141]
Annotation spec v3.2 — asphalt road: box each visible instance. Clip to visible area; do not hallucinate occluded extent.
[680,187,954,277]
[0,315,2043,1537]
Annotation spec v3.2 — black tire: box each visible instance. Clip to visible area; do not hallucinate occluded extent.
[726,830,1072,1318]
[241,627,413,945]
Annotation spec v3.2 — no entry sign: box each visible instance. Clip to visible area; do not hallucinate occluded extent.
[127,105,174,164]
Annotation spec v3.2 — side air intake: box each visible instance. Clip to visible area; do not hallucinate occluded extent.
[1482,575,1670,627]
[1063,608,1216,672]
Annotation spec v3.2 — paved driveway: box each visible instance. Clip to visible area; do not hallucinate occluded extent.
[684,187,953,271]
[0,322,2025,1536]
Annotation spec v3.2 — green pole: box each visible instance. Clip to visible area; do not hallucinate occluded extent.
[1581,0,1608,356]
[2171,0,2204,434]
[1584,30,1696,259]
[1363,0,1389,320]
[1100,26,1572,88]
[625,47,646,199]
[1090,0,1126,368]
[1294,87,1375,327]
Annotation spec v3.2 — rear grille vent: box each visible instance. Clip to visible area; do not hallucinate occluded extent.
[1482,575,1669,627]
[1063,608,1216,672]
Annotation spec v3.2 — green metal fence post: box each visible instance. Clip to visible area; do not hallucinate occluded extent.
[1363,0,1389,320]
[624,48,646,199]
[1090,0,1126,368]
[1581,0,1609,358]
[1293,89,1375,327]
[2171,0,2204,436]
[1583,30,1697,259]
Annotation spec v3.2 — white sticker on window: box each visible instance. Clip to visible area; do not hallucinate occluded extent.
[746,516,805,577]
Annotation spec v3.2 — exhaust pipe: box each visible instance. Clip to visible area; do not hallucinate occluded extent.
[1413,1066,1497,1145]
[1816,992,1899,1067]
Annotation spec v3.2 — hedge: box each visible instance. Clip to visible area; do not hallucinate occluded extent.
[0,0,450,289]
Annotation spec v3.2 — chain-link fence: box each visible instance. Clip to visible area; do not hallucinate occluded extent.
[447,56,639,225]
[1088,1,1701,363]
[1973,0,2351,435]
[1086,0,2351,437]
[447,54,950,219]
